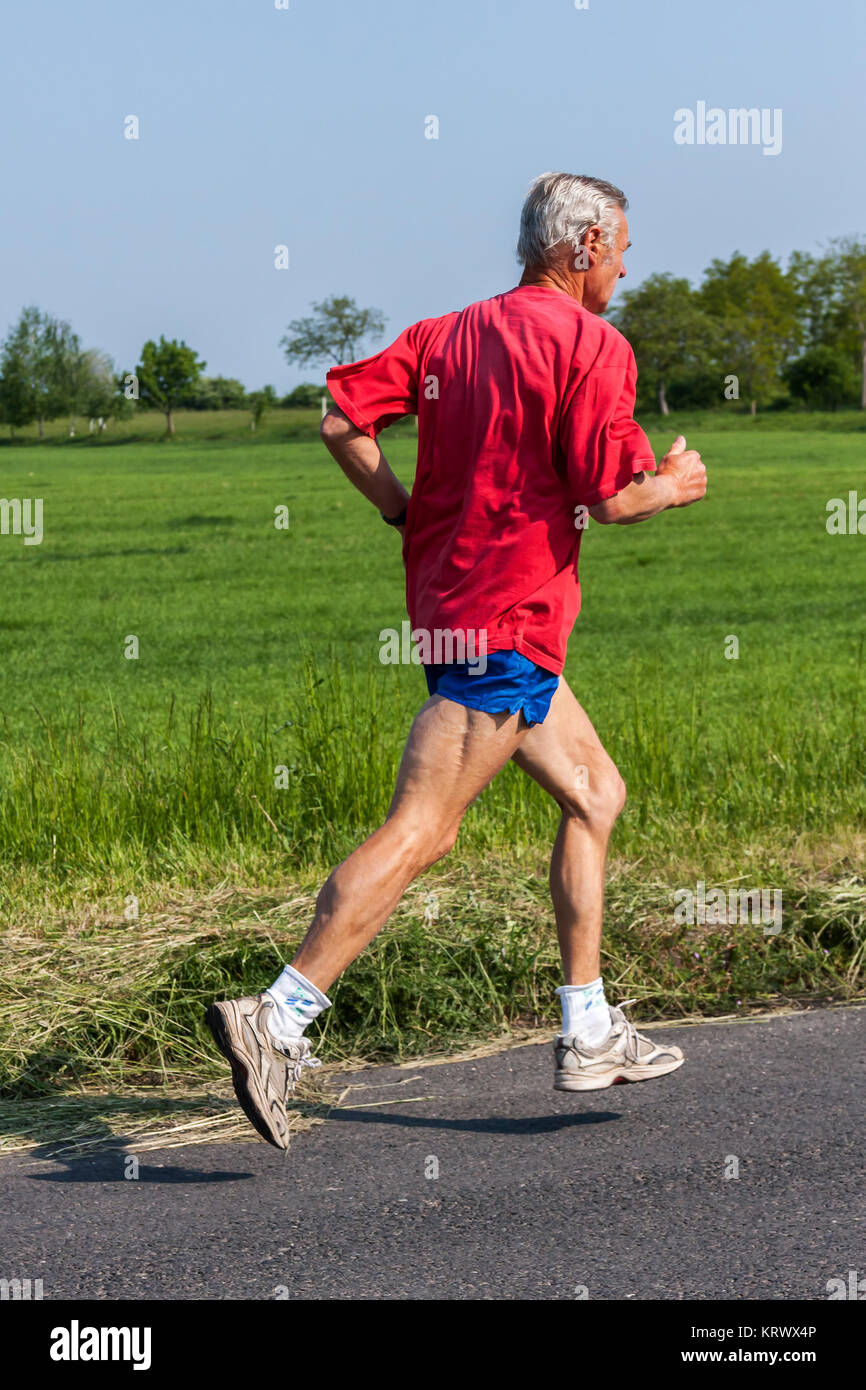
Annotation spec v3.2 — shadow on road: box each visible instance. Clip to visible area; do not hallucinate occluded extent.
[327,1108,620,1134]
[15,1123,252,1189]
[22,1130,251,1185]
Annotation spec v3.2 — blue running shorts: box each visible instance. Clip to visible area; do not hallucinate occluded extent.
[423,649,560,728]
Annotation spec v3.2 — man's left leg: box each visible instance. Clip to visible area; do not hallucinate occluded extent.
[512,678,627,988]
[512,679,685,1091]
[207,694,531,1146]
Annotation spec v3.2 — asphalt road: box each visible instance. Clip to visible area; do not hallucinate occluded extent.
[2,1007,864,1300]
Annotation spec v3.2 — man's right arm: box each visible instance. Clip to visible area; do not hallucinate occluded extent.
[588,435,707,525]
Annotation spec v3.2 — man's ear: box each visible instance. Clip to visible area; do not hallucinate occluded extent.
[583,224,604,263]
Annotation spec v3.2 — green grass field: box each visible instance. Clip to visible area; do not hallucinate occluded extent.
[1,412,864,1123]
[2,413,864,870]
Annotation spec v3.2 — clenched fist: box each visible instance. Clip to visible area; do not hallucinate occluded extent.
[656,435,707,507]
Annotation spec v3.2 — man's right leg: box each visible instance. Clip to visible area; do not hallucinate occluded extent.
[207,693,531,1146]
[289,693,530,991]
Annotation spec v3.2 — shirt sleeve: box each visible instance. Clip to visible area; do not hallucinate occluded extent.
[326,322,424,438]
[560,344,656,506]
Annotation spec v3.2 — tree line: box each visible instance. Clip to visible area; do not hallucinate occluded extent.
[0,295,387,437]
[0,317,333,439]
[1,243,864,438]
[609,239,866,415]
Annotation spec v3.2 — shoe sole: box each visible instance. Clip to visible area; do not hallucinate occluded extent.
[554,1055,685,1091]
[205,1001,289,1150]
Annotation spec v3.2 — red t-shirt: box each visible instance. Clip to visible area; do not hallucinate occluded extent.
[326,285,655,675]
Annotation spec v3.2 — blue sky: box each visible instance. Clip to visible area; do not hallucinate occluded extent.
[1,0,863,392]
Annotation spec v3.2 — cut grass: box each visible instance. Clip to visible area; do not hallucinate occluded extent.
[0,1082,330,1158]
[2,860,862,1094]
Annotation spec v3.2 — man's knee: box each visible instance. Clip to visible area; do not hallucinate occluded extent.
[420,817,462,869]
[395,814,462,873]
[560,765,626,832]
[430,819,461,865]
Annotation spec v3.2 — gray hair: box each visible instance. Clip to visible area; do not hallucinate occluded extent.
[516,172,628,269]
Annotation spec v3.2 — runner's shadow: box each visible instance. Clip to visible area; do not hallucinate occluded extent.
[27,1134,251,1183]
[327,1109,620,1134]
[7,1097,252,1184]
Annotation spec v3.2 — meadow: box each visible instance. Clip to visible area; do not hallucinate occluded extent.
[0,410,864,1136]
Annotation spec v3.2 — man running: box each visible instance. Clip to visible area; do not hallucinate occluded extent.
[206,171,707,1148]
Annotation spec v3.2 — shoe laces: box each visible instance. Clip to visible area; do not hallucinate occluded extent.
[612,999,642,1062]
[282,1046,322,1097]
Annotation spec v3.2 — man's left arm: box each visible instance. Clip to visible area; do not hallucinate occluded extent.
[561,346,655,514]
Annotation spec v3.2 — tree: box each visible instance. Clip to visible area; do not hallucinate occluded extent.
[281,295,386,368]
[63,342,92,433]
[58,340,121,435]
[698,252,802,414]
[0,307,40,435]
[0,306,61,437]
[784,345,858,409]
[248,384,276,432]
[77,349,125,430]
[280,382,330,409]
[608,274,717,415]
[814,239,866,409]
[664,368,725,410]
[0,307,122,438]
[180,375,247,411]
[788,250,842,347]
[132,336,205,435]
[40,315,82,433]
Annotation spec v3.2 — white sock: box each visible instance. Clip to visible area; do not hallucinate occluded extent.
[555,977,612,1047]
[265,964,331,1042]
